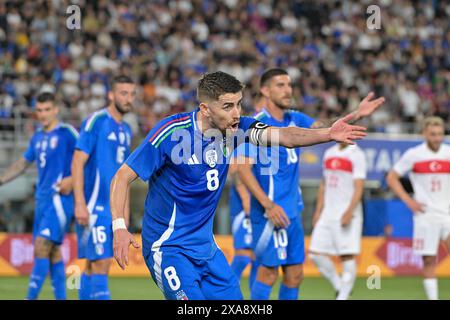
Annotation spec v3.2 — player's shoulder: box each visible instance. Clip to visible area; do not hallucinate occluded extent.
[348,144,366,162]
[404,142,426,157]
[58,122,79,139]
[324,144,339,156]
[147,111,194,148]
[441,143,450,154]
[253,109,270,122]
[82,108,109,132]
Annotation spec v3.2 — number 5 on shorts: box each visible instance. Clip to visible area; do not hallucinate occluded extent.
[164,266,181,291]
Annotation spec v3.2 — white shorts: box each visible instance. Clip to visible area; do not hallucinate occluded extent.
[309,215,362,256]
[413,213,450,256]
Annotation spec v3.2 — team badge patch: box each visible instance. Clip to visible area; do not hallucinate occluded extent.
[277,247,287,260]
[50,136,58,149]
[176,290,189,300]
[205,149,218,168]
[95,243,104,256]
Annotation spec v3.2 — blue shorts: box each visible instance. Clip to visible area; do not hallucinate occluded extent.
[33,194,74,245]
[76,213,113,261]
[231,211,252,250]
[144,249,243,300]
[252,215,305,267]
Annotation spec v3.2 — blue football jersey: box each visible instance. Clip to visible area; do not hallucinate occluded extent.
[76,108,132,216]
[23,123,79,201]
[243,108,315,221]
[126,109,259,260]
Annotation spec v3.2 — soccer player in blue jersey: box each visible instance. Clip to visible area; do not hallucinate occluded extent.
[110,71,383,300]
[228,158,258,289]
[71,75,136,300]
[0,92,78,300]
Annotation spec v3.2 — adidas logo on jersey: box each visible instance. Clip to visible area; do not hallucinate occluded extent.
[107,132,117,141]
[40,228,51,237]
[187,154,200,165]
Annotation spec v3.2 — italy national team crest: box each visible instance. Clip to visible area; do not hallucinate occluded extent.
[278,247,287,260]
[95,243,104,256]
[205,149,218,168]
[50,136,58,149]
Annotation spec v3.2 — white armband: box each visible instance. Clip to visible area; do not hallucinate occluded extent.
[112,218,127,232]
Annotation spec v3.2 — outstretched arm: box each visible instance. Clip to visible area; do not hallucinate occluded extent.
[351,92,385,122]
[257,114,367,148]
[0,157,32,186]
[110,164,140,270]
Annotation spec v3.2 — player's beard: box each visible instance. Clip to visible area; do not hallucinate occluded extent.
[272,96,291,110]
[114,101,132,115]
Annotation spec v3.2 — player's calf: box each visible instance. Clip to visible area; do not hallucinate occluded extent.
[90,258,112,300]
[49,245,66,300]
[27,236,53,300]
[336,255,357,300]
[251,265,278,300]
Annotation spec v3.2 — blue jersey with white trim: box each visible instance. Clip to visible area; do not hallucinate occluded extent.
[76,108,132,217]
[23,123,79,201]
[126,109,258,260]
[244,109,315,221]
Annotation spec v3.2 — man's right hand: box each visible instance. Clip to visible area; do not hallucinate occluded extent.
[406,199,425,214]
[114,229,140,270]
[264,202,290,228]
[75,203,90,226]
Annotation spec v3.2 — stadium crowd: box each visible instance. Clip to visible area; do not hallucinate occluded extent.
[0,0,449,138]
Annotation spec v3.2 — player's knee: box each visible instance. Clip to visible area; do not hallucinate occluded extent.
[91,258,111,274]
[308,252,321,264]
[50,246,63,264]
[34,237,53,258]
[422,256,436,269]
[283,267,304,287]
[258,266,278,285]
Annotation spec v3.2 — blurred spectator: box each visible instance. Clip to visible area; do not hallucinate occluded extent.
[0,0,448,139]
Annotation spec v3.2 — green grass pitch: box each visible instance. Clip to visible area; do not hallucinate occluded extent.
[0,276,449,300]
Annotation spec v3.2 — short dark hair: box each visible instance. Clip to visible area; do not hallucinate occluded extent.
[111,75,134,88]
[260,68,289,87]
[36,92,55,103]
[197,71,244,102]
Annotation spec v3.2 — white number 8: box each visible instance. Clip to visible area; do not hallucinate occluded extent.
[206,169,219,191]
[164,266,181,291]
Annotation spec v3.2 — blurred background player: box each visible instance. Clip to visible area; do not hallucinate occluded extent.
[237,68,317,300]
[0,92,77,300]
[386,117,450,300]
[228,157,258,289]
[237,68,382,300]
[309,141,367,300]
[109,71,374,300]
[71,75,136,300]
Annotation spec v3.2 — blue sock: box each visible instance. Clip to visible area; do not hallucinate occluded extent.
[279,283,299,300]
[249,260,259,290]
[231,255,251,280]
[251,280,272,300]
[27,257,50,300]
[50,261,66,300]
[78,273,92,300]
[91,274,111,300]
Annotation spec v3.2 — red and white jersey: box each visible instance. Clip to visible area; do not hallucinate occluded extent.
[393,142,450,217]
[321,144,367,221]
